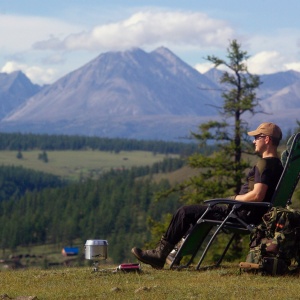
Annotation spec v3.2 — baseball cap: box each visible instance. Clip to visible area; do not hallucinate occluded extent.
[248,122,282,140]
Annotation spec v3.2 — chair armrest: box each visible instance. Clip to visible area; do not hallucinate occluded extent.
[204,198,272,208]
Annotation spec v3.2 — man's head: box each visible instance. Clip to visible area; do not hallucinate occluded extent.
[248,122,282,146]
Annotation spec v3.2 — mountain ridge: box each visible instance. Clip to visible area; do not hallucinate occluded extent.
[1,47,300,140]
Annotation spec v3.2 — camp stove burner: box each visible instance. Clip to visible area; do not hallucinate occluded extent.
[85,239,108,271]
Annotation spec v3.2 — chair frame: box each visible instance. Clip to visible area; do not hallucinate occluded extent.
[170,132,300,270]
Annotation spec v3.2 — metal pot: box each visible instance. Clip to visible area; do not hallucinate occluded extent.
[85,239,108,260]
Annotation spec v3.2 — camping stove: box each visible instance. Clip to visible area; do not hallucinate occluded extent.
[85,239,108,271]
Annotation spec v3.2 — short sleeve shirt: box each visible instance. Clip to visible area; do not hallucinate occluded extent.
[239,157,283,203]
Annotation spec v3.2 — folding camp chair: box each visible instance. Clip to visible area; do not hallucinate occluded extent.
[170,132,300,270]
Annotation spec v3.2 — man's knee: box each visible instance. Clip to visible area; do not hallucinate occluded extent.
[175,205,190,216]
[175,204,205,219]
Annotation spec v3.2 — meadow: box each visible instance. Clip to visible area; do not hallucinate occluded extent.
[0,150,176,181]
[1,264,300,300]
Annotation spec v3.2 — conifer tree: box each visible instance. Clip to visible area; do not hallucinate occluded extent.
[16,150,23,159]
[181,39,262,203]
[150,40,263,256]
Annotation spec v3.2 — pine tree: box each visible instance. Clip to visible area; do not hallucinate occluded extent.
[38,151,48,163]
[182,39,262,203]
[16,150,23,159]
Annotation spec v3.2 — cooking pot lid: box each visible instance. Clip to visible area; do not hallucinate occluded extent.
[85,239,108,246]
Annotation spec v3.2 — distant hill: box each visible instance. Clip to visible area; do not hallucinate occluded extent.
[1,47,300,140]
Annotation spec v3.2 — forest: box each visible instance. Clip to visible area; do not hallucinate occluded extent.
[0,130,299,264]
[0,134,188,263]
[0,132,199,155]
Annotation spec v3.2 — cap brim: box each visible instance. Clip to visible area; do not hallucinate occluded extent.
[248,129,260,136]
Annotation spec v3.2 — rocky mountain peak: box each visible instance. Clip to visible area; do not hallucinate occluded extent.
[1,48,300,140]
[0,71,41,119]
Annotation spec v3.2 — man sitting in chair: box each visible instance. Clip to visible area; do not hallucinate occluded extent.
[131,122,284,269]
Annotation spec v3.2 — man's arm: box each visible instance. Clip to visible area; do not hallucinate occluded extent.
[235,183,268,202]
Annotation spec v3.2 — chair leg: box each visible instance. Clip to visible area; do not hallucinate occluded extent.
[170,206,215,269]
[195,212,235,270]
[170,233,209,269]
[214,233,236,267]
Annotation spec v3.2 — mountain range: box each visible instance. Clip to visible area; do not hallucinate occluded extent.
[0,47,299,141]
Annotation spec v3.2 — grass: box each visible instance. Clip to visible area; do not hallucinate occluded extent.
[0,150,177,181]
[150,165,200,185]
[1,264,300,299]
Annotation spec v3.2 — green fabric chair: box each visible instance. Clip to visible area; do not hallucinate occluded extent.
[170,132,300,270]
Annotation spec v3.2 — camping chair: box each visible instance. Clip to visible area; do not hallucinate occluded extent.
[170,132,300,270]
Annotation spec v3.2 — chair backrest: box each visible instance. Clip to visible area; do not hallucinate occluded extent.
[271,132,300,207]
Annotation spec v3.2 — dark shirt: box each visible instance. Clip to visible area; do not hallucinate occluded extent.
[238,157,283,223]
[239,157,283,202]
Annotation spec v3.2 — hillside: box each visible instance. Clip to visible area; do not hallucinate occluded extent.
[0,163,184,263]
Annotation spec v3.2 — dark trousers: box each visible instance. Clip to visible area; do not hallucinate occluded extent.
[164,204,227,245]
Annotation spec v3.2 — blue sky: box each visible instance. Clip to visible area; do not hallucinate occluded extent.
[1,0,300,84]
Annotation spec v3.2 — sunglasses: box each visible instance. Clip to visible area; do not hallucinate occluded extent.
[254,135,267,141]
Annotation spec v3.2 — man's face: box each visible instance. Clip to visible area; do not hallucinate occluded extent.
[253,135,268,154]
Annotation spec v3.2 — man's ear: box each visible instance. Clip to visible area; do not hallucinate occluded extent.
[265,136,271,144]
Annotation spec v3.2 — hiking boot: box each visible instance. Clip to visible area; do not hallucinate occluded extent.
[166,238,185,266]
[131,237,174,269]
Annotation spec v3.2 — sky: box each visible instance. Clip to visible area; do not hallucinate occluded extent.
[1,0,300,85]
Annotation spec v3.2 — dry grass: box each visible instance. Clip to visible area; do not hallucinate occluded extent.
[0,264,299,299]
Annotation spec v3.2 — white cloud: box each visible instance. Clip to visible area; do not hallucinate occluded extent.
[2,9,300,84]
[245,29,300,74]
[194,49,300,76]
[285,62,300,73]
[0,14,83,84]
[33,11,235,51]
[247,51,284,74]
[2,61,57,85]
[247,51,300,74]
[0,14,82,52]
[194,62,214,74]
